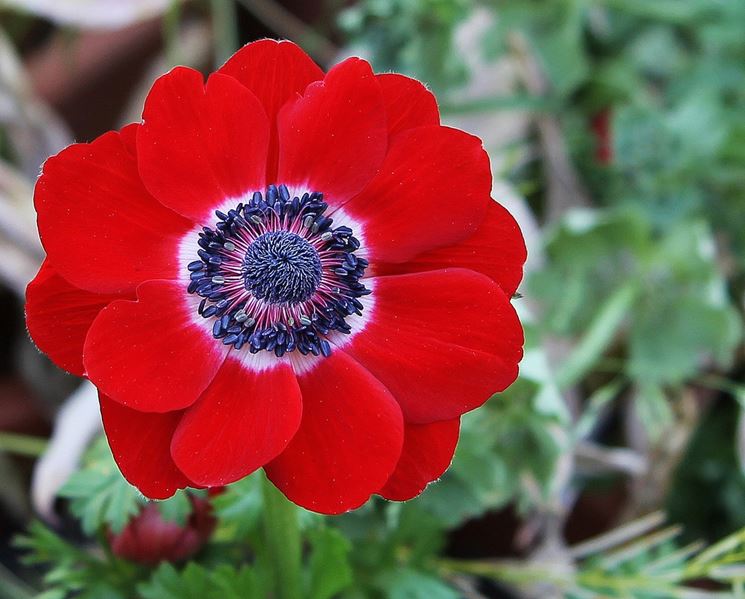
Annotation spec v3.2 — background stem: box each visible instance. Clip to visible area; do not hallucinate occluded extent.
[0,432,47,457]
[209,0,239,68]
[235,0,338,64]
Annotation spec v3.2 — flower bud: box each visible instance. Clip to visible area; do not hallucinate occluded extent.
[109,495,215,565]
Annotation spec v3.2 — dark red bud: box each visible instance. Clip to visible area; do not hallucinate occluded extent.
[109,495,216,565]
[590,108,613,165]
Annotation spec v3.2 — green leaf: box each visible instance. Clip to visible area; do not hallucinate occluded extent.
[374,568,459,599]
[603,0,720,24]
[14,521,83,568]
[557,282,637,389]
[518,318,570,422]
[734,387,745,476]
[337,0,470,94]
[629,297,741,385]
[212,475,263,538]
[634,383,674,441]
[668,400,745,540]
[667,91,727,161]
[57,437,143,535]
[535,208,742,390]
[574,380,624,442]
[625,220,741,385]
[404,468,488,529]
[626,26,686,79]
[307,527,353,599]
[157,490,193,527]
[138,563,266,599]
[13,522,136,599]
[529,0,590,97]
[529,207,650,336]
[138,563,208,599]
[415,375,567,523]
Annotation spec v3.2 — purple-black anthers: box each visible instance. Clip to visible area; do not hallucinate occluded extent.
[187,184,370,357]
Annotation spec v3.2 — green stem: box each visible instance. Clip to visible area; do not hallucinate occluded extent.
[163,0,182,67]
[556,282,637,390]
[0,432,47,457]
[261,475,302,599]
[235,0,339,65]
[210,0,239,68]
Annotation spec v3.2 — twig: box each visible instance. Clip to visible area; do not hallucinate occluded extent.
[210,0,239,67]
[0,201,43,260]
[598,524,682,569]
[0,240,41,296]
[0,29,73,178]
[117,20,212,126]
[0,159,44,293]
[0,432,48,457]
[574,440,648,476]
[644,541,706,574]
[163,0,184,67]
[569,511,666,559]
[508,32,592,222]
[235,0,339,65]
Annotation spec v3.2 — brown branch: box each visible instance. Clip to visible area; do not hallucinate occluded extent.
[508,32,592,222]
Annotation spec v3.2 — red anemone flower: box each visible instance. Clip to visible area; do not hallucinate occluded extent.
[25,40,526,514]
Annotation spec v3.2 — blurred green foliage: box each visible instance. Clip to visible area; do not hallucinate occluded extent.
[58,438,195,535]
[668,399,745,540]
[339,0,471,92]
[339,0,745,586]
[532,209,740,390]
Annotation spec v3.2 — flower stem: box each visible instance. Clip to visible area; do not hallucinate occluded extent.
[209,0,239,68]
[235,0,339,65]
[162,0,182,67]
[0,432,47,457]
[261,474,302,599]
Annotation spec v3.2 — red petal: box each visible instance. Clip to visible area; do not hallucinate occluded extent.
[345,269,523,423]
[342,126,490,263]
[119,123,139,154]
[218,39,324,181]
[265,351,403,514]
[277,58,387,205]
[375,200,526,296]
[171,359,302,486]
[35,130,192,294]
[100,394,190,500]
[377,73,439,138]
[84,281,228,412]
[138,67,270,224]
[378,418,460,501]
[25,260,123,376]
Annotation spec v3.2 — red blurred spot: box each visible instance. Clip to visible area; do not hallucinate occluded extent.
[591,108,613,165]
[109,494,216,565]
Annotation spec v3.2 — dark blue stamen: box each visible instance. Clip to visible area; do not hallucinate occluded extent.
[243,231,322,304]
[186,184,369,358]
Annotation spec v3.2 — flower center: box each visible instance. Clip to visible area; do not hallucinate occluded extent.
[243,231,322,304]
[186,185,369,358]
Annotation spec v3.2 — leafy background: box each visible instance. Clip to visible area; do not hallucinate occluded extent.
[1,0,745,597]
